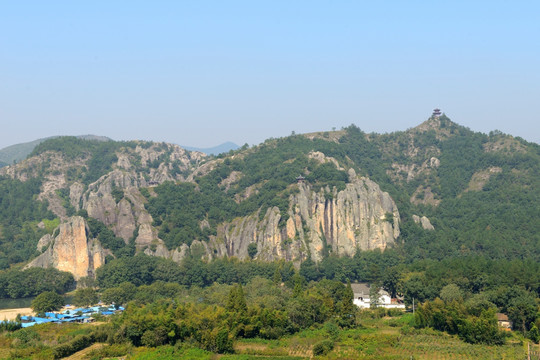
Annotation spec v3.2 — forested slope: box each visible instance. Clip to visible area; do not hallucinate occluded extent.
[0,115,538,290]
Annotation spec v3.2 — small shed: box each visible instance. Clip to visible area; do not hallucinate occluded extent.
[496,313,512,330]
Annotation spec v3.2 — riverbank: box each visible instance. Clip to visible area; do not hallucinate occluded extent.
[0,307,34,321]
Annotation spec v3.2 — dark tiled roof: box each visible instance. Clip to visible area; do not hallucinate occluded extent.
[350,283,370,295]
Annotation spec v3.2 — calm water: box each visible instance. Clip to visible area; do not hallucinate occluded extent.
[0,297,34,309]
[0,295,73,310]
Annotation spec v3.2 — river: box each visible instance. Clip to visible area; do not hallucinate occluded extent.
[0,295,74,310]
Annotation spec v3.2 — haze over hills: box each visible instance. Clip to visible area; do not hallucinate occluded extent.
[181,141,240,155]
[0,137,240,168]
[0,135,111,167]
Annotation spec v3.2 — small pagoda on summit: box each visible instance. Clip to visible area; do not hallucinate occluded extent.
[432,108,442,118]
[296,175,306,183]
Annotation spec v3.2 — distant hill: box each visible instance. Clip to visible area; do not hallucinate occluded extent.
[181,141,239,155]
[0,135,111,167]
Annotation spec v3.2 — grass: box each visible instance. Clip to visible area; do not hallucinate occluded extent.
[231,314,527,360]
[0,313,530,359]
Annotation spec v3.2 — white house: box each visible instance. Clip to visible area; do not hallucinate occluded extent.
[351,283,405,309]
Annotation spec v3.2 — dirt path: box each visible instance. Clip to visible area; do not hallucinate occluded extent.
[64,343,105,360]
[0,307,33,321]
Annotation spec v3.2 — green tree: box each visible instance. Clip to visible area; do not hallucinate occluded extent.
[338,281,356,327]
[226,284,247,314]
[529,324,540,343]
[272,265,282,285]
[507,291,538,333]
[31,291,64,314]
[439,283,463,303]
[72,288,98,307]
[292,273,306,298]
[369,285,380,309]
[101,282,136,306]
[382,266,401,298]
[215,328,234,353]
[247,243,258,259]
[458,308,504,345]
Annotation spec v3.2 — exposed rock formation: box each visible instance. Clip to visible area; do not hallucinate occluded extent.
[464,167,502,193]
[308,151,345,170]
[203,169,400,263]
[6,138,403,276]
[26,216,106,280]
[412,215,435,230]
[410,186,441,207]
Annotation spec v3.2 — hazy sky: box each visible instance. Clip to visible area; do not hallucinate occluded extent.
[1,1,539,149]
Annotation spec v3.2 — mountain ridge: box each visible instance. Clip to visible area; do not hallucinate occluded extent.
[1,115,539,279]
[0,135,111,167]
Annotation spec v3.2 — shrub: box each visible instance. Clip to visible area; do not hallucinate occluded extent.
[312,339,334,356]
[52,334,94,359]
[0,321,21,332]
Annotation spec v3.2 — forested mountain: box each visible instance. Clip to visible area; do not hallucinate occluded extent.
[0,114,539,290]
[0,135,111,168]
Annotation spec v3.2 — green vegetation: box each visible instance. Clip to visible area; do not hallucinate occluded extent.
[93,252,540,334]
[0,279,534,359]
[0,267,74,298]
[30,137,133,184]
[52,333,95,359]
[72,288,99,307]
[1,119,540,357]
[31,291,64,314]
[415,298,504,345]
[145,136,348,249]
[0,321,21,332]
[0,137,51,165]
[86,217,133,258]
[0,176,54,268]
[2,120,540,267]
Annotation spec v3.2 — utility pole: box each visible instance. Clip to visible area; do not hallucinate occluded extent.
[412,298,415,315]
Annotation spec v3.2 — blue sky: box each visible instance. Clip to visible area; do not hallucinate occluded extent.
[1,1,539,149]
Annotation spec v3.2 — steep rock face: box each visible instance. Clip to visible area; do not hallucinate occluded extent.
[207,170,400,263]
[0,151,88,219]
[1,142,206,242]
[75,143,206,242]
[82,170,140,241]
[26,216,106,280]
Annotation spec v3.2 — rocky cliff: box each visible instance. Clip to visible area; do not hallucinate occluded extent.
[203,169,399,264]
[14,138,402,278]
[140,169,400,265]
[26,216,106,280]
[7,140,206,279]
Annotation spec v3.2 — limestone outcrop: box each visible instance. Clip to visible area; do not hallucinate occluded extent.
[25,216,106,280]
